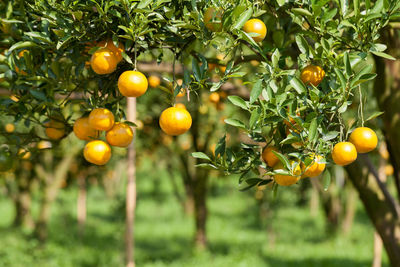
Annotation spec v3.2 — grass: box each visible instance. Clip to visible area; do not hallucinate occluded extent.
[0,160,389,267]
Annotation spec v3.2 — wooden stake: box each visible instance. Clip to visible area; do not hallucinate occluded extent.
[126,97,137,267]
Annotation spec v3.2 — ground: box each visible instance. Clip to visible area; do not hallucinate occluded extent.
[0,159,388,267]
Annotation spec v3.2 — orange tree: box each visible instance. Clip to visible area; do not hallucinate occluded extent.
[1,0,400,265]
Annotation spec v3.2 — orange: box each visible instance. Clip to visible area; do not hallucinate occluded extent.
[243,19,267,42]
[332,142,357,166]
[301,154,326,178]
[208,63,217,71]
[97,39,124,63]
[204,7,223,32]
[118,71,148,97]
[300,65,325,86]
[175,103,186,109]
[273,162,301,186]
[106,122,134,147]
[5,123,15,133]
[37,141,52,149]
[176,88,186,98]
[45,120,65,140]
[349,127,378,153]
[148,75,161,88]
[88,108,115,131]
[209,92,220,103]
[385,165,394,176]
[159,107,192,136]
[73,117,99,141]
[262,146,279,167]
[83,140,111,165]
[18,148,31,160]
[10,95,19,102]
[219,65,226,73]
[90,48,118,75]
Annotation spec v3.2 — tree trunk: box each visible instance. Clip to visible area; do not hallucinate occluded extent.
[193,169,208,250]
[13,171,34,229]
[341,184,357,234]
[125,97,137,267]
[346,160,400,265]
[373,231,383,267]
[77,176,86,236]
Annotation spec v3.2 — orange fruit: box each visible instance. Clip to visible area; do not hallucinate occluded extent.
[83,140,111,165]
[18,148,31,160]
[175,103,186,109]
[208,63,217,71]
[300,65,325,86]
[97,39,124,63]
[44,120,65,140]
[90,48,118,75]
[301,154,326,178]
[159,107,192,136]
[37,141,52,149]
[204,7,223,32]
[332,142,357,166]
[349,127,378,153]
[218,65,226,73]
[118,70,148,97]
[88,108,115,131]
[10,95,19,102]
[5,123,15,133]
[73,117,99,141]
[273,162,301,186]
[243,19,267,42]
[148,75,161,88]
[385,165,394,176]
[209,92,220,103]
[106,122,134,147]
[262,146,279,167]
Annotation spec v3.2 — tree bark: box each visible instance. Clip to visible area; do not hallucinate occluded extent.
[193,168,208,250]
[373,231,383,267]
[126,97,137,267]
[342,184,357,234]
[13,169,34,229]
[346,160,400,266]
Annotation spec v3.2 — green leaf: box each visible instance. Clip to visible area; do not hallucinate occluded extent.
[30,90,47,101]
[291,8,313,17]
[370,51,396,60]
[8,41,38,53]
[249,108,260,129]
[295,35,309,55]
[192,152,211,161]
[308,118,318,144]
[224,118,246,129]
[322,170,331,191]
[232,7,253,30]
[228,95,248,110]
[366,111,384,121]
[334,67,347,89]
[322,131,339,141]
[271,49,280,68]
[338,102,348,113]
[290,76,307,94]
[354,0,360,17]
[344,52,352,77]
[250,80,263,104]
[340,0,349,16]
[272,151,291,170]
[195,163,218,170]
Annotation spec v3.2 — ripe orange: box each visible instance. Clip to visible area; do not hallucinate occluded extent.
[262,146,279,167]
[44,120,65,140]
[332,142,357,166]
[88,108,115,131]
[73,117,99,141]
[37,141,52,149]
[300,65,325,86]
[243,19,267,42]
[18,148,31,160]
[301,154,326,178]
[148,75,161,88]
[218,65,226,73]
[209,92,220,103]
[118,71,148,97]
[83,140,111,165]
[159,107,192,136]
[97,39,124,63]
[90,48,118,75]
[175,103,186,109]
[5,123,15,133]
[273,162,301,186]
[385,165,394,176]
[208,63,217,71]
[106,122,134,147]
[349,127,378,153]
[204,7,223,32]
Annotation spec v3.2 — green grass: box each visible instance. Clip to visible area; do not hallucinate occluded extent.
[0,161,388,267]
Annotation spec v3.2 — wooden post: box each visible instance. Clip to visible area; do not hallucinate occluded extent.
[126,97,137,267]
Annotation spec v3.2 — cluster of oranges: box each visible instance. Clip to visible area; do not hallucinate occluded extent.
[260,64,378,186]
[84,40,194,164]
